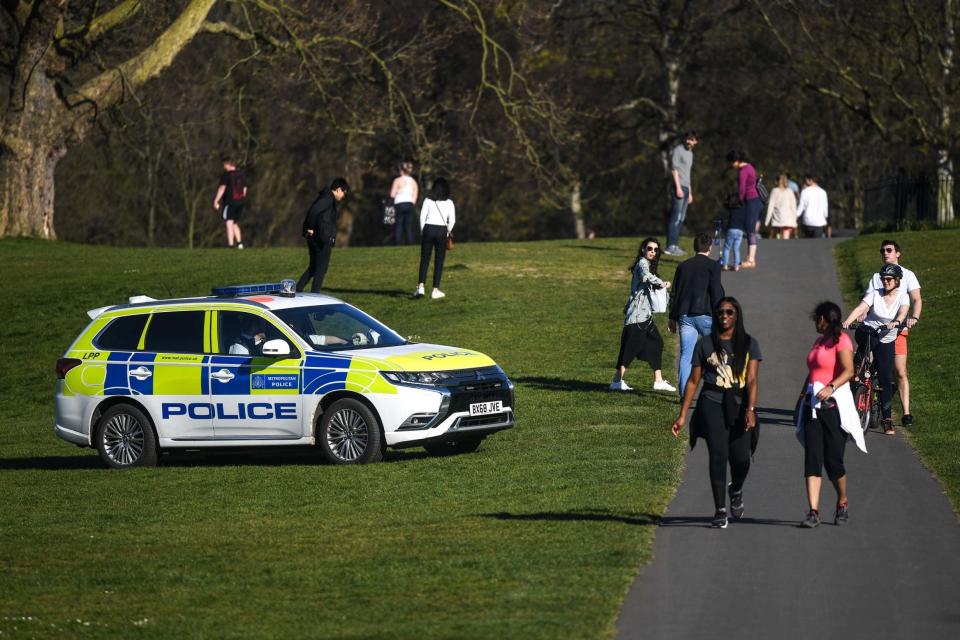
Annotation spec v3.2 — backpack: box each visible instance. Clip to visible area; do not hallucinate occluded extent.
[229,171,247,203]
[755,173,770,205]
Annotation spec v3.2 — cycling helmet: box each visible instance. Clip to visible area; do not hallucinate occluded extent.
[879,264,903,280]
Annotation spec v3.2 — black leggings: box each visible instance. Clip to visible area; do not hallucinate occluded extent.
[802,404,846,481]
[615,321,663,370]
[418,224,448,288]
[855,327,895,420]
[699,397,752,510]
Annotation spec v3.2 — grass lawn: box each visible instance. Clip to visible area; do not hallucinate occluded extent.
[835,230,960,514]
[0,236,692,639]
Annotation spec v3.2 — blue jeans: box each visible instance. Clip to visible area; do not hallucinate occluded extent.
[721,228,743,267]
[667,186,690,248]
[394,202,416,245]
[679,314,713,395]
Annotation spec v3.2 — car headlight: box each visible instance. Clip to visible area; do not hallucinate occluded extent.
[381,371,453,386]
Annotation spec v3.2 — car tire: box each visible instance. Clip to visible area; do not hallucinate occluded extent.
[95,403,158,469]
[317,398,383,464]
[424,436,483,457]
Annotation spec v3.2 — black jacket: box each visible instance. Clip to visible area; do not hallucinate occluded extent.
[668,253,725,321]
[302,188,338,241]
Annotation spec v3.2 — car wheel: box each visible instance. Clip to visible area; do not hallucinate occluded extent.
[318,398,383,464]
[96,404,158,469]
[424,436,483,457]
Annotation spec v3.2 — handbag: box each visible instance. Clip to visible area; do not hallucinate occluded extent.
[650,287,668,314]
[446,232,454,251]
[382,197,395,225]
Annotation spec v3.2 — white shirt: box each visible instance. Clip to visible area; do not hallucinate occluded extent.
[797,184,829,227]
[862,287,909,343]
[420,198,456,232]
[867,264,921,296]
[393,176,416,204]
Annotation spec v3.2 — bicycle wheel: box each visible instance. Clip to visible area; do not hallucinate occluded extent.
[853,383,872,432]
[868,386,882,431]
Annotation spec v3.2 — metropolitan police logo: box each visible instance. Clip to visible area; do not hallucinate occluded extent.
[252,375,265,389]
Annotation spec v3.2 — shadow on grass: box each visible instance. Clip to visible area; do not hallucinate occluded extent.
[513,376,678,402]
[481,509,659,526]
[560,244,625,252]
[323,287,410,298]
[0,447,433,470]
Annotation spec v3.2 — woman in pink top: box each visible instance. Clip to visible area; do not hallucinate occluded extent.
[726,150,762,268]
[798,301,855,528]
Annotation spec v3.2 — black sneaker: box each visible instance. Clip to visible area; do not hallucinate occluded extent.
[835,503,849,525]
[729,485,745,519]
[902,414,914,428]
[711,508,728,529]
[801,509,821,528]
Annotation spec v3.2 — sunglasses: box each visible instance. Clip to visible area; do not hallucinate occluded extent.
[645,246,659,252]
[717,308,736,317]
[880,276,896,282]
[882,247,897,253]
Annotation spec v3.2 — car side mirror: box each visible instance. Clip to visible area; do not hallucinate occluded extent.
[261,339,291,357]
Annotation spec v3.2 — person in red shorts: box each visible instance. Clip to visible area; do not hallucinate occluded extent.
[865,240,922,427]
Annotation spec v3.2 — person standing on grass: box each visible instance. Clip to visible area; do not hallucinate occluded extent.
[797,175,830,238]
[391,162,419,246]
[668,232,725,394]
[213,157,248,249]
[664,131,699,256]
[725,150,762,268]
[797,301,862,529]
[297,178,348,293]
[865,239,922,428]
[610,237,675,393]
[671,297,761,529]
[414,177,456,300]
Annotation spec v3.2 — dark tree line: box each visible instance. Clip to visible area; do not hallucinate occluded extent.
[2,0,955,247]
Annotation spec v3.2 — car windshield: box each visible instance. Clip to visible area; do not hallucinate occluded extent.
[274,303,406,351]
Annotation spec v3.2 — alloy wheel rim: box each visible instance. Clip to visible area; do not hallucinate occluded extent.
[103,413,145,465]
[327,408,369,461]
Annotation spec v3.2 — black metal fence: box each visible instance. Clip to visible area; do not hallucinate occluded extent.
[862,173,936,228]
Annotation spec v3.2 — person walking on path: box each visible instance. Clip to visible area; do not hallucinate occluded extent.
[668,232,725,394]
[610,238,675,392]
[797,174,830,238]
[843,263,909,435]
[671,296,761,529]
[765,173,799,239]
[213,157,248,249]
[664,131,698,256]
[296,178,348,293]
[390,162,419,246]
[726,150,762,268]
[720,197,748,271]
[414,177,456,299]
[797,301,862,528]
[866,239,923,427]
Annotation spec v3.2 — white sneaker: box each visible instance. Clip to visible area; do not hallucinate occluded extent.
[431,289,446,299]
[237,243,244,250]
[653,380,677,392]
[414,284,425,298]
[609,379,633,391]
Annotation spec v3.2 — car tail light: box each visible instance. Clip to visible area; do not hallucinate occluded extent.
[56,358,82,379]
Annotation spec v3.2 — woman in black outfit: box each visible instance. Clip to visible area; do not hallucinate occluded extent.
[671,297,762,528]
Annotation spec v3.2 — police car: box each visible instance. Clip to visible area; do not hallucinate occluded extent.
[55,280,515,468]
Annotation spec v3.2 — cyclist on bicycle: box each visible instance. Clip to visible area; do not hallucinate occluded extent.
[843,264,910,435]
[866,239,923,427]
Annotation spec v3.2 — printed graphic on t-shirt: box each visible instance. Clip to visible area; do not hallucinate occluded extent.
[706,350,751,389]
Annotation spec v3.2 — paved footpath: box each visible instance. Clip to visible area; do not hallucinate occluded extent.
[616,239,960,640]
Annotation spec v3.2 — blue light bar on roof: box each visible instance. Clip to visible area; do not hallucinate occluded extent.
[212,279,297,297]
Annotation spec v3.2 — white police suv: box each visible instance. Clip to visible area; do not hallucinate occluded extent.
[55,281,515,468]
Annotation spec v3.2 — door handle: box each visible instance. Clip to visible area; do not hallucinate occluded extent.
[129,366,152,380]
[211,369,235,382]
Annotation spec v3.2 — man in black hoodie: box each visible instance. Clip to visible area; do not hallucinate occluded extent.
[297,178,349,292]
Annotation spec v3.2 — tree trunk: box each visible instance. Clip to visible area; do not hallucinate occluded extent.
[0,144,65,239]
[937,149,955,225]
[570,181,585,239]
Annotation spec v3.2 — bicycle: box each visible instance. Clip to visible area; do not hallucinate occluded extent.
[847,322,903,433]
[713,218,724,246]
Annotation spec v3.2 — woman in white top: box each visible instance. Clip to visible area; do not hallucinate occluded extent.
[842,263,909,434]
[764,174,798,239]
[390,161,419,246]
[414,177,456,299]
